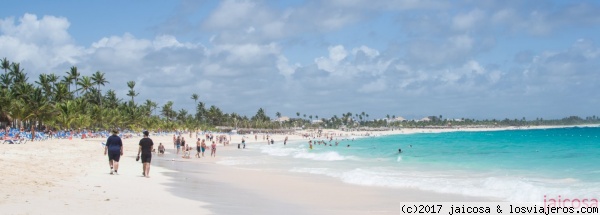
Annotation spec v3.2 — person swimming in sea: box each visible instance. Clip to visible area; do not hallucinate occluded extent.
[398,148,402,153]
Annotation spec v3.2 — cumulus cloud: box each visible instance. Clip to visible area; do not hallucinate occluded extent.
[358,78,387,93]
[0,13,83,71]
[452,9,486,31]
[2,0,599,119]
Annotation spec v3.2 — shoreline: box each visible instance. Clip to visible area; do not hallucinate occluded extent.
[1,124,597,214]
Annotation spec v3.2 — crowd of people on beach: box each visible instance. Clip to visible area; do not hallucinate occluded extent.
[171,132,221,159]
[99,128,374,179]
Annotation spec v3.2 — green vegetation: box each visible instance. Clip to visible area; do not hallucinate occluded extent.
[0,58,598,132]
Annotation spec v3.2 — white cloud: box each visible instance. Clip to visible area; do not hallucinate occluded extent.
[276,56,299,78]
[452,9,485,31]
[214,42,280,66]
[152,35,198,50]
[0,14,83,71]
[352,45,379,59]
[204,0,261,29]
[315,45,348,73]
[3,0,600,120]
[358,78,387,93]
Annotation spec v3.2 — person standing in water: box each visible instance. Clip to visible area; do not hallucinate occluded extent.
[137,130,154,178]
[104,129,123,175]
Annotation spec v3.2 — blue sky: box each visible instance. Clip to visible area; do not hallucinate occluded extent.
[1,0,599,120]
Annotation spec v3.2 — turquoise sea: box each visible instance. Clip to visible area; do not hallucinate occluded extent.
[219,126,600,202]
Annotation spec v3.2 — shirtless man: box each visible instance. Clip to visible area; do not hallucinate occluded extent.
[210,141,217,157]
[195,138,201,158]
[201,139,207,157]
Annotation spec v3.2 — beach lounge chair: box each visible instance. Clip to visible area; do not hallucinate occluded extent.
[3,137,24,144]
[3,139,17,144]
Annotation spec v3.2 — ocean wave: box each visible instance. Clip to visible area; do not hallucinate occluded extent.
[259,145,303,156]
[217,156,265,166]
[293,151,349,161]
[290,167,342,177]
[293,167,599,202]
[259,144,358,161]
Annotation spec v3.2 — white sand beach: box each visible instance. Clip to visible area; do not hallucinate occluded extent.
[1,125,595,214]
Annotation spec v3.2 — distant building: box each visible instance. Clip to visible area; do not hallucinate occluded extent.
[273,116,290,122]
[392,116,407,122]
[419,117,431,122]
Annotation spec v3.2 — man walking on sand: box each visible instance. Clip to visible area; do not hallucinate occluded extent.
[104,129,123,175]
[137,130,154,178]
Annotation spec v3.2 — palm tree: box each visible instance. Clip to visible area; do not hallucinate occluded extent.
[231,112,239,128]
[276,112,281,119]
[66,66,80,96]
[91,71,109,106]
[56,100,78,129]
[10,63,26,84]
[191,93,199,104]
[126,81,139,105]
[35,74,53,98]
[0,73,11,89]
[195,101,206,122]
[1,58,10,75]
[104,89,120,108]
[143,99,158,116]
[76,76,94,96]
[161,101,174,122]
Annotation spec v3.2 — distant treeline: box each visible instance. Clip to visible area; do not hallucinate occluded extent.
[0,58,597,132]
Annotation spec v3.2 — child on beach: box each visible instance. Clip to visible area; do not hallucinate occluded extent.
[182,146,191,159]
[158,143,165,155]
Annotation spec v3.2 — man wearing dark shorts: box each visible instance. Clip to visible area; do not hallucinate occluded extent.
[137,130,154,178]
[104,129,123,175]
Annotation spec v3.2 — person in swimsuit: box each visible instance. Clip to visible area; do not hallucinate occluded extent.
[201,139,207,157]
[210,141,217,157]
[181,136,186,154]
[176,136,181,154]
[195,138,202,158]
[158,143,165,155]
